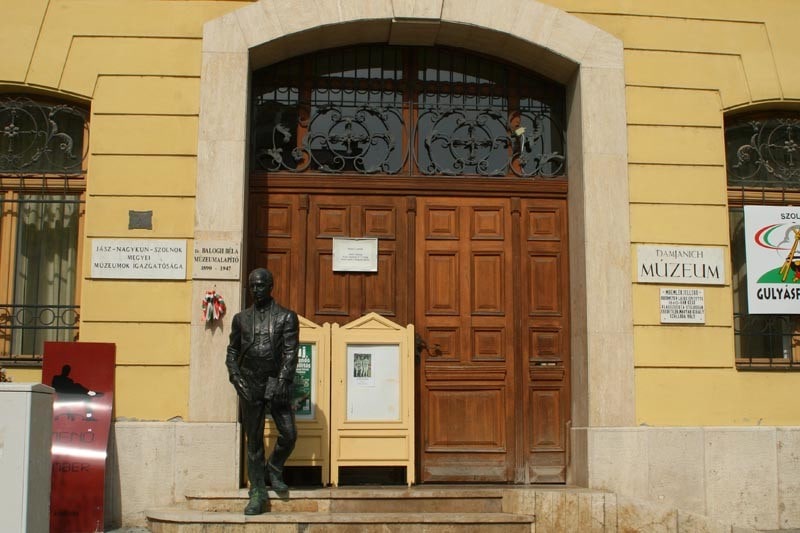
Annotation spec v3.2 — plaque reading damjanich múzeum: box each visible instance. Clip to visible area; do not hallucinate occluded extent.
[637,244,725,285]
[91,239,186,279]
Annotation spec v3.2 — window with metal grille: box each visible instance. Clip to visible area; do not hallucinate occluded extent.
[727,112,800,370]
[0,97,87,365]
[250,46,566,178]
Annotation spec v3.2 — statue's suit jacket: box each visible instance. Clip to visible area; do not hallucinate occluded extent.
[226,300,300,384]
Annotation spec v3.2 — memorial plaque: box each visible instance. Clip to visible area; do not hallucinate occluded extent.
[91,239,186,279]
[332,238,378,272]
[660,288,705,324]
[193,240,241,280]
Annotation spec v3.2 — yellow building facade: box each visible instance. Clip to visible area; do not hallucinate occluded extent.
[2,0,800,529]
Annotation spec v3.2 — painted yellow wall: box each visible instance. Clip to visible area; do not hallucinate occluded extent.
[4,0,800,425]
[4,368,42,384]
[2,0,251,420]
[554,1,800,425]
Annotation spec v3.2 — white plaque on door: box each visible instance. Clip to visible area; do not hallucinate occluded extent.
[332,238,378,272]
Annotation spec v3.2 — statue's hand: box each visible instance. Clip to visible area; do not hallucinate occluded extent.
[275,379,291,405]
[232,375,252,403]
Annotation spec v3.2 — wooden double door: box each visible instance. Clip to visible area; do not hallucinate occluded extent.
[249,185,570,483]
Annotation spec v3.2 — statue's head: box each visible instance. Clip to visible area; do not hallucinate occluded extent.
[248,268,274,306]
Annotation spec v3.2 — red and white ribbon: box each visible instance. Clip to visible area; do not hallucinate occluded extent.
[201,290,226,322]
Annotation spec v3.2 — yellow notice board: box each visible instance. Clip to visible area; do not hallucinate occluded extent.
[330,313,415,486]
[264,316,331,485]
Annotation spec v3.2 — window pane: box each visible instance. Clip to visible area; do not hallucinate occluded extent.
[11,194,80,355]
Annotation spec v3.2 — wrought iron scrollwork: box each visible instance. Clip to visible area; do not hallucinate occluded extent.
[251,45,567,178]
[255,104,565,177]
[417,107,510,176]
[0,97,88,174]
[414,107,564,177]
[727,117,800,185]
[513,111,566,178]
[257,105,404,174]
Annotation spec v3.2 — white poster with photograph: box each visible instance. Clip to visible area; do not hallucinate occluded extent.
[346,344,400,421]
[744,205,800,314]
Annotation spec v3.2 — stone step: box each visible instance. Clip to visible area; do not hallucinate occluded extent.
[146,487,758,533]
[184,486,506,514]
[147,509,534,533]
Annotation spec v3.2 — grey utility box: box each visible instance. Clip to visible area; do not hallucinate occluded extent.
[0,383,54,533]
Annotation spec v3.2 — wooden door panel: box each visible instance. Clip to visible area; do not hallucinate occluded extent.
[306,195,408,325]
[471,207,505,239]
[472,326,506,361]
[260,202,292,237]
[424,206,459,239]
[317,205,350,235]
[425,327,460,362]
[529,386,564,449]
[525,204,565,241]
[424,252,460,315]
[363,207,397,237]
[249,193,306,311]
[528,252,563,315]
[426,386,507,450]
[312,251,349,316]
[418,197,515,483]
[363,251,396,314]
[520,198,570,483]
[472,252,505,313]
[258,249,293,303]
[529,327,565,362]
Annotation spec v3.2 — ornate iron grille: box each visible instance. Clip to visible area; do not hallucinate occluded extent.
[726,114,800,187]
[0,97,89,174]
[251,46,566,178]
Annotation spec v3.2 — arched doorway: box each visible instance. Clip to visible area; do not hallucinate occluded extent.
[190,0,634,492]
[247,46,570,483]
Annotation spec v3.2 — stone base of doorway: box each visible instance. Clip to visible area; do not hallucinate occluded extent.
[146,486,759,532]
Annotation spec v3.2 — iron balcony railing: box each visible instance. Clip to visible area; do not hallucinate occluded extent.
[0,303,80,364]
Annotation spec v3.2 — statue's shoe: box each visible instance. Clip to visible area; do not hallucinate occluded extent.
[267,463,289,493]
[244,487,267,515]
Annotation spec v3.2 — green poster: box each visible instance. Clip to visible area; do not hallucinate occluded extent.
[292,343,313,417]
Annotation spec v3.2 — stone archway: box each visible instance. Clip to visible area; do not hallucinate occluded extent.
[189,0,633,486]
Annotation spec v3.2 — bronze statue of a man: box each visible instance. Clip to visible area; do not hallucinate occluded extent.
[226,268,299,515]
